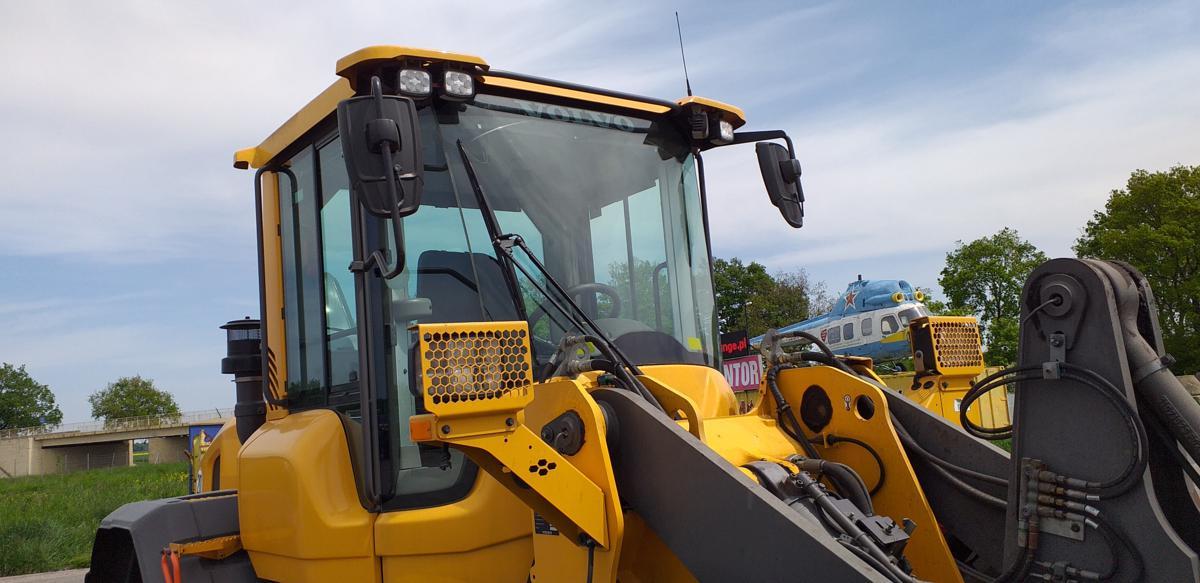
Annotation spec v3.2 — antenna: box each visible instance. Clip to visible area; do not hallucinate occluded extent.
[675,11,693,96]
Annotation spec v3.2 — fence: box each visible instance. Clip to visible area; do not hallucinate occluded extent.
[0,408,234,440]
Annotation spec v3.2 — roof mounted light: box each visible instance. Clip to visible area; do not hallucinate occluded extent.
[442,70,475,99]
[715,119,735,145]
[397,68,432,97]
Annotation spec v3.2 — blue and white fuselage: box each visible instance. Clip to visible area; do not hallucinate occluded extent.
[751,278,930,363]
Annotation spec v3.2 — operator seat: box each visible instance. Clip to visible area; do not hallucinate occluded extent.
[415,250,520,323]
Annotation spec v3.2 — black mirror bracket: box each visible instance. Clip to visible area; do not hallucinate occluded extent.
[338,75,425,279]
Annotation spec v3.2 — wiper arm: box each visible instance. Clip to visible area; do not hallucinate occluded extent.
[493,234,666,412]
[455,140,528,321]
[452,141,661,410]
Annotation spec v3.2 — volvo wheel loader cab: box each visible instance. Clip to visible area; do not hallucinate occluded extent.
[89,45,1200,583]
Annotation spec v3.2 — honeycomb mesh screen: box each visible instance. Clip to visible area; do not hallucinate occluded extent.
[420,325,532,405]
[931,320,984,369]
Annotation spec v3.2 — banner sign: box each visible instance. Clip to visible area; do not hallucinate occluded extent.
[720,330,751,359]
[188,424,224,494]
[722,354,763,392]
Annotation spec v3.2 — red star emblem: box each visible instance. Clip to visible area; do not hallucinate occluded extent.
[843,291,858,310]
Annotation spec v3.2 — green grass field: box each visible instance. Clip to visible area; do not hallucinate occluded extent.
[0,462,188,576]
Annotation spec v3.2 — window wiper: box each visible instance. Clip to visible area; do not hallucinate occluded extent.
[493,234,665,412]
[454,140,664,412]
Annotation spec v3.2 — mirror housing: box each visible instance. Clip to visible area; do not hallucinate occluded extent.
[336,82,423,218]
[755,141,805,228]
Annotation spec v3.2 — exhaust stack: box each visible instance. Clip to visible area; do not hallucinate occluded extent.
[221,317,266,443]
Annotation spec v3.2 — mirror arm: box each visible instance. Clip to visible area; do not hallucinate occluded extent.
[730,129,796,157]
[349,76,409,279]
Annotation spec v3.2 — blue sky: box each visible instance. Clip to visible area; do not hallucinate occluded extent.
[2,1,1198,422]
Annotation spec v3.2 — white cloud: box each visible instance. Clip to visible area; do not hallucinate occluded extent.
[703,2,1200,277]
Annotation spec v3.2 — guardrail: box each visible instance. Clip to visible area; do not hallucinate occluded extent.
[0,408,234,440]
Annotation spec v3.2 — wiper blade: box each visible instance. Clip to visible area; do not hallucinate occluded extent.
[492,234,640,373]
[493,234,666,413]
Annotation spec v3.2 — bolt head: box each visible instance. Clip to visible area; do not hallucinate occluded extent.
[440,425,451,434]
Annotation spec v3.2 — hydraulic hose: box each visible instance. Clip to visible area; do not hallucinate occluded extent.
[579,334,666,413]
[959,363,1148,498]
[891,413,1008,490]
[766,365,822,459]
[823,434,889,495]
[794,458,874,515]
[792,471,919,583]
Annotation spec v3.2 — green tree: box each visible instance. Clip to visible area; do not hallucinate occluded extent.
[0,363,63,430]
[1075,165,1200,372]
[88,376,180,422]
[939,228,1048,365]
[713,257,815,337]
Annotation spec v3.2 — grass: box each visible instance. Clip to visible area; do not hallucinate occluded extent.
[0,462,188,576]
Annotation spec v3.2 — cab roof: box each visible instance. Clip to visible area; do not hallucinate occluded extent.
[235,45,747,169]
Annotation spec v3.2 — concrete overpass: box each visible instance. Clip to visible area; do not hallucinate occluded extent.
[0,409,232,478]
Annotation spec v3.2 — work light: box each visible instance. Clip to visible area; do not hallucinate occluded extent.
[717,119,735,144]
[443,70,475,98]
[398,68,432,96]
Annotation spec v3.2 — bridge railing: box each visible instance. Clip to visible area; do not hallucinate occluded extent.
[0,408,234,440]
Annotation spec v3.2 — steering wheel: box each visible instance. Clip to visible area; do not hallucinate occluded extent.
[528,282,623,332]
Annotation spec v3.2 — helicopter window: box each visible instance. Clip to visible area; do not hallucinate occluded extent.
[862,317,873,337]
[881,315,899,335]
[827,326,841,344]
[898,306,929,326]
[843,322,855,341]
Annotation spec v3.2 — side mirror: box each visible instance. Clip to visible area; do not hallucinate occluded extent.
[755,142,805,228]
[336,77,423,218]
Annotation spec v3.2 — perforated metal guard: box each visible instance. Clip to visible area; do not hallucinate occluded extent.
[931,318,984,374]
[416,321,534,416]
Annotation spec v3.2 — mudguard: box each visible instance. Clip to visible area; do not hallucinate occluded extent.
[85,490,255,583]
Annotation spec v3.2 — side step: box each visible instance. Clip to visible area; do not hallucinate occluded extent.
[592,388,886,582]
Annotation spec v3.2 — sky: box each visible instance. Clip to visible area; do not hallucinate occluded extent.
[1,1,1198,422]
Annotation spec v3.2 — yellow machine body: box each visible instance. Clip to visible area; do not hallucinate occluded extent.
[191,45,961,582]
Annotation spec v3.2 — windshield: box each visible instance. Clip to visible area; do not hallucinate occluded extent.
[418,94,718,368]
[308,94,717,491]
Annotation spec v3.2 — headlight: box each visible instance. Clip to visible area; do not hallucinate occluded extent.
[717,119,735,143]
[398,69,432,96]
[443,70,475,98]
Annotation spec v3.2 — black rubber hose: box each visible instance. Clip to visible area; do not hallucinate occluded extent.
[793,471,919,583]
[1090,512,1142,581]
[993,546,1034,583]
[795,458,874,515]
[580,334,666,413]
[838,539,909,583]
[960,364,1148,498]
[796,351,859,376]
[766,365,822,459]
[890,414,1008,488]
[890,416,1006,508]
[824,434,889,495]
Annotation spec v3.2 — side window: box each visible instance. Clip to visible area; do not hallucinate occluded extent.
[319,139,360,415]
[862,317,873,337]
[827,326,841,344]
[843,322,854,341]
[881,315,899,335]
[279,147,326,408]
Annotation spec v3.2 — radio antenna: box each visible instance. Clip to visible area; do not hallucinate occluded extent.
[674,11,693,96]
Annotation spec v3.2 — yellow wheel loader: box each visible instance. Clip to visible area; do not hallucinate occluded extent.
[86,47,1200,582]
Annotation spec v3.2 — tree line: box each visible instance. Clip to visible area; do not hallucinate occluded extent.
[4,165,1196,428]
[0,365,180,431]
[715,164,1200,371]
